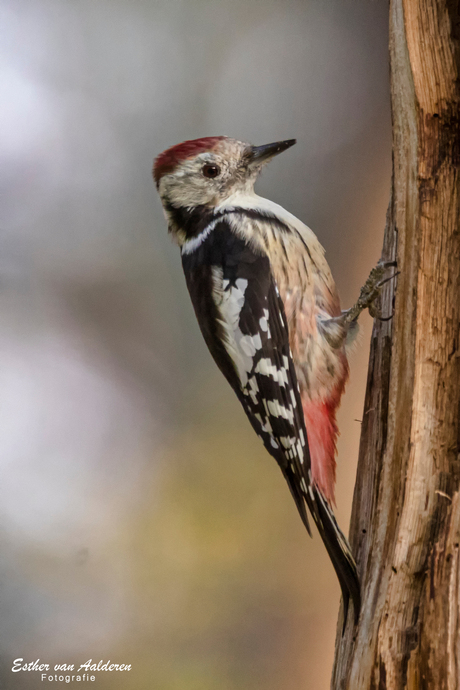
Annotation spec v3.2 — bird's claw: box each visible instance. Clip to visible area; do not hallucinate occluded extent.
[343,260,398,325]
[369,304,395,321]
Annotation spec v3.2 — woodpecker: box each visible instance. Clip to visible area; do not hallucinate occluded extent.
[153,136,391,626]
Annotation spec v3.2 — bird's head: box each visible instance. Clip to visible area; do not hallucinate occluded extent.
[153,136,296,242]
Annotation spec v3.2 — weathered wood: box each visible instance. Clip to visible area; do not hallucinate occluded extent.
[331,1,460,688]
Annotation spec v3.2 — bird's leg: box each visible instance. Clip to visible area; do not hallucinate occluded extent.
[342,260,398,326]
[320,261,398,348]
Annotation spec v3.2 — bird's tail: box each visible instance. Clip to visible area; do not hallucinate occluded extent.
[282,464,361,629]
[307,486,361,630]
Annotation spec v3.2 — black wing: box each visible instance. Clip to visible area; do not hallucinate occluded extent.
[182,219,360,625]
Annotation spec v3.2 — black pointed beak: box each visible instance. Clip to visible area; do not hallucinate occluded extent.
[248,139,296,165]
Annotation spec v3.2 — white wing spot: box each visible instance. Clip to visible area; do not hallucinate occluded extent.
[259,316,268,332]
[240,333,262,357]
[248,377,260,402]
[235,278,248,293]
[297,440,304,462]
[280,436,296,449]
[254,358,289,385]
[214,272,261,385]
[262,418,273,433]
[267,400,280,417]
[266,400,294,424]
[259,309,271,337]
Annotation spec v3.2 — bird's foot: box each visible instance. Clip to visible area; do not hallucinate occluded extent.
[320,261,398,348]
[342,260,398,326]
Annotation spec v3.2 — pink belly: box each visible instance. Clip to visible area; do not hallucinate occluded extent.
[277,272,348,504]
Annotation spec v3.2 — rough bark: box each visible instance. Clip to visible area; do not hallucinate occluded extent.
[331,1,460,688]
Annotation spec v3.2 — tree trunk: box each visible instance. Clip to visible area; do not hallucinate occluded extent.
[331,1,460,688]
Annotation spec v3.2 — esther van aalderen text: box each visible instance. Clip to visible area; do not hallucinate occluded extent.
[12,658,132,682]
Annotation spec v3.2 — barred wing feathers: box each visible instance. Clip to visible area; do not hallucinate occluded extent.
[182,220,360,624]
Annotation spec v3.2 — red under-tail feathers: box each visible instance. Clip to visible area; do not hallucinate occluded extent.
[302,357,349,505]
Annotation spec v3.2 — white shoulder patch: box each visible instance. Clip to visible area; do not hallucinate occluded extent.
[211,268,263,386]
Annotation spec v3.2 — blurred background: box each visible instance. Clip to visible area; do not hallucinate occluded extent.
[0,1,391,688]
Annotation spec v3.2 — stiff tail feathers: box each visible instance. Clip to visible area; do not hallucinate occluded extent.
[307,486,361,630]
[282,465,360,630]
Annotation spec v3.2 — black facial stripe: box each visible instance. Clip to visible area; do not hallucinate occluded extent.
[167,203,295,242]
[181,219,250,269]
[228,207,292,234]
[165,202,216,239]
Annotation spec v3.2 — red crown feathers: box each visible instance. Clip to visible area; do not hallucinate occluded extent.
[153,136,226,186]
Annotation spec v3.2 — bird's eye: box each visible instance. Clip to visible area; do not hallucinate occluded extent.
[202,164,221,179]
